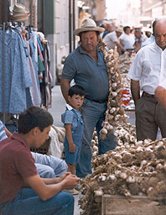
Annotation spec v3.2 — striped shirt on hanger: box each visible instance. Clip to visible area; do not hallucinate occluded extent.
[0,120,7,141]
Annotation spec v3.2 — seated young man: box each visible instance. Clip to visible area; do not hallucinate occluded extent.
[0,106,79,215]
[0,119,68,178]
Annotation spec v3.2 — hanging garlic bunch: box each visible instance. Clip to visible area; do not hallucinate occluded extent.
[98,42,127,139]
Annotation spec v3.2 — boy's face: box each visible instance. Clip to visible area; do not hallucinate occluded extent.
[68,94,84,110]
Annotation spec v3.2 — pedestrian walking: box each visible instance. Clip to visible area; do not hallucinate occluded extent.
[133,26,147,52]
[60,18,117,178]
[119,26,135,51]
[103,26,124,54]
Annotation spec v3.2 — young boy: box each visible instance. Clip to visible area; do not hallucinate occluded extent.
[61,85,85,185]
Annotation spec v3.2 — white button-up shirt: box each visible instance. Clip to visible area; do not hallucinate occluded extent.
[103,31,118,49]
[119,33,135,50]
[128,42,166,94]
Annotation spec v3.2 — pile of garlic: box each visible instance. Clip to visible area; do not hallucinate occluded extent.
[79,138,166,215]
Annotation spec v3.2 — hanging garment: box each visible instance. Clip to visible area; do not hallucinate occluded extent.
[0,27,32,114]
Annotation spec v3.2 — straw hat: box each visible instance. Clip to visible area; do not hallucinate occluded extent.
[10,3,30,22]
[134,24,143,32]
[74,18,104,36]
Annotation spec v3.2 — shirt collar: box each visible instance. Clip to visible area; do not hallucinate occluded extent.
[66,103,73,110]
[153,41,166,52]
[11,132,30,148]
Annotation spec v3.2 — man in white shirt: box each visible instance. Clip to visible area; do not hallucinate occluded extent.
[128,18,166,141]
[119,26,135,51]
[103,27,124,54]
[134,27,147,52]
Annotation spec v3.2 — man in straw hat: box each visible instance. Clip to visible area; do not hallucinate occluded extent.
[60,18,117,178]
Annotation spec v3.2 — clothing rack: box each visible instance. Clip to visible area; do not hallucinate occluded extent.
[0,22,52,124]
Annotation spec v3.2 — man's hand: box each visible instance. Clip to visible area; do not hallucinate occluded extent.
[155,86,166,107]
[69,143,76,153]
[61,173,80,190]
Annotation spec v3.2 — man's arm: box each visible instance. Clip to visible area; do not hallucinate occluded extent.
[65,124,76,153]
[24,173,79,201]
[115,40,125,54]
[130,79,140,105]
[42,172,71,184]
[60,79,71,103]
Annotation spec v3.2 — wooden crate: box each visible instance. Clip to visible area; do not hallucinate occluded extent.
[101,195,166,215]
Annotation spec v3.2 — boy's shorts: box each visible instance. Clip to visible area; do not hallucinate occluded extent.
[64,143,80,165]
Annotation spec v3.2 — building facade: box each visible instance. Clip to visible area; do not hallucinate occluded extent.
[140,0,166,26]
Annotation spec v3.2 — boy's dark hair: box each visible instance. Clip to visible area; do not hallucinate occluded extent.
[18,106,53,134]
[68,85,85,97]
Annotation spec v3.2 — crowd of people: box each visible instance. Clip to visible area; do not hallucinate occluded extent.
[101,20,153,54]
[100,18,166,141]
[1,16,166,215]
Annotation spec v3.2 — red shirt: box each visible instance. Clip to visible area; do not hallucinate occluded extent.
[0,133,37,204]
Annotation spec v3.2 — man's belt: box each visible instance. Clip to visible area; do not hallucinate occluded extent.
[86,97,107,103]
